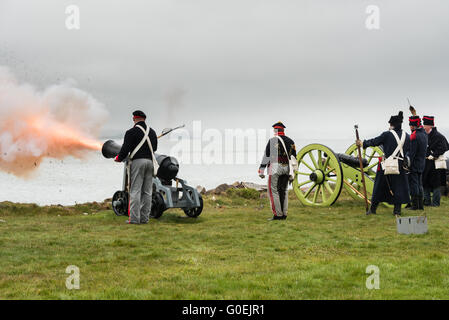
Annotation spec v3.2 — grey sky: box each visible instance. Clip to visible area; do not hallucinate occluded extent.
[1,0,448,140]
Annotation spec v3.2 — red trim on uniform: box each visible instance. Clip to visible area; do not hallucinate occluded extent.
[268,175,277,215]
[128,175,131,222]
[128,198,131,222]
[275,132,285,136]
[423,116,434,120]
[410,131,417,141]
[274,126,285,129]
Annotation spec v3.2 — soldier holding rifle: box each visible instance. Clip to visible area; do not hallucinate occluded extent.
[356,111,410,216]
[406,107,428,210]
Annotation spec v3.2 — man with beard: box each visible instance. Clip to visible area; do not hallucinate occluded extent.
[356,111,410,216]
[422,116,449,207]
[406,113,428,210]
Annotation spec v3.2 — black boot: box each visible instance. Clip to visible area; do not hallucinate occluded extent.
[366,202,378,215]
[418,196,424,210]
[393,204,401,216]
[407,196,419,210]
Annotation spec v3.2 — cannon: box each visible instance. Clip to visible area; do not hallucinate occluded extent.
[102,140,203,219]
[292,143,388,207]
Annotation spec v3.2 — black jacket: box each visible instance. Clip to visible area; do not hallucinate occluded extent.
[363,129,410,159]
[363,129,411,204]
[423,127,449,188]
[408,127,428,173]
[259,135,297,169]
[117,121,158,162]
[425,127,449,158]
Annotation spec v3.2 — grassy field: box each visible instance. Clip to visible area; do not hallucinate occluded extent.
[1,189,449,300]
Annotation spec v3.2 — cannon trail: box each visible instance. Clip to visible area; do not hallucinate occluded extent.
[0,66,108,177]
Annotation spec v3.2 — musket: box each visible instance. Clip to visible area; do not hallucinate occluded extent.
[158,124,186,139]
[354,125,370,212]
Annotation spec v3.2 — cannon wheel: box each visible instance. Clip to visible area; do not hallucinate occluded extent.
[344,144,406,209]
[293,144,343,207]
[150,192,166,219]
[112,191,129,216]
[340,163,375,203]
[345,143,383,179]
[184,193,203,218]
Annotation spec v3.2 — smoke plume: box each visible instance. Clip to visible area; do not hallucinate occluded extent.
[0,66,108,177]
[164,88,185,127]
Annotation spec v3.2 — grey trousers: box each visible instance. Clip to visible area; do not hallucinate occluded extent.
[424,186,441,207]
[267,164,290,217]
[129,158,154,224]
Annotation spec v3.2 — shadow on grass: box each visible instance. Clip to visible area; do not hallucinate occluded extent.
[152,211,204,225]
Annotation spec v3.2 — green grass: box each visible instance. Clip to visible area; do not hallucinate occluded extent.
[1,191,449,300]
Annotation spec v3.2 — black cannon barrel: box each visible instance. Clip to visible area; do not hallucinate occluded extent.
[101,140,179,180]
[155,154,179,181]
[102,140,122,159]
[337,153,368,168]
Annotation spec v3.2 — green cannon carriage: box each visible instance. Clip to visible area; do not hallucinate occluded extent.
[292,143,386,207]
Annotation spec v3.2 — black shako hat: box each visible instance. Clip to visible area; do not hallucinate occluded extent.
[389,111,404,127]
[272,121,286,129]
[133,110,147,119]
[409,115,421,127]
[423,116,435,126]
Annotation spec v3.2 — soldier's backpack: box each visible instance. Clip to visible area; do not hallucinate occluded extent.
[382,130,406,175]
[435,155,448,170]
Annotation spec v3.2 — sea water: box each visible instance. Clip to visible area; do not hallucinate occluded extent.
[0,138,352,205]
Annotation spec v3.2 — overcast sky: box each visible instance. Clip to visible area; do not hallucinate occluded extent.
[1,0,448,140]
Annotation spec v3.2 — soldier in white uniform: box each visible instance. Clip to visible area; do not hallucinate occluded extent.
[259,122,297,220]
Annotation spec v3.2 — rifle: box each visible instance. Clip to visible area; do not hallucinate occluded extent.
[158,124,186,139]
[354,125,370,212]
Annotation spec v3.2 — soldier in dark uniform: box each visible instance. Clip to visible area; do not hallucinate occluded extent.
[356,111,410,216]
[406,115,428,210]
[115,110,158,224]
[258,122,297,221]
[422,116,449,207]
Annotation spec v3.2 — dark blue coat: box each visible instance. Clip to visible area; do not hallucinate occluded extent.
[408,127,428,173]
[363,129,411,205]
[423,127,449,188]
